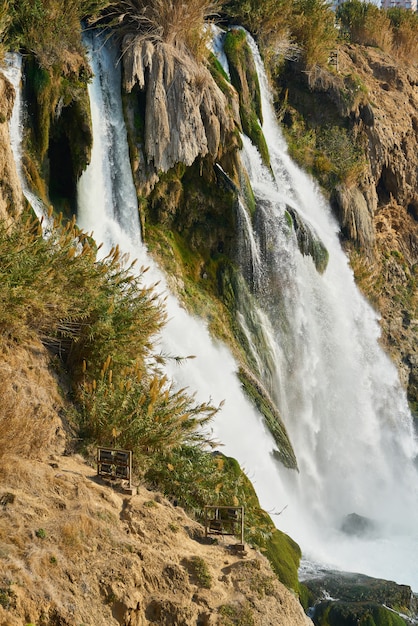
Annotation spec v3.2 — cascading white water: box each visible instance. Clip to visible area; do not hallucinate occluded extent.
[3,54,47,220]
[4,25,413,592]
[77,31,418,590]
[234,33,418,588]
[76,33,289,523]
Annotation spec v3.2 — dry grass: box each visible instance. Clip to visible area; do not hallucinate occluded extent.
[0,343,63,462]
[0,377,51,461]
[104,0,220,59]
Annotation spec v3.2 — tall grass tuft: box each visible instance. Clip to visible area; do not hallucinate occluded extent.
[0,361,52,460]
[337,0,393,52]
[387,7,418,65]
[96,0,220,60]
[290,0,338,70]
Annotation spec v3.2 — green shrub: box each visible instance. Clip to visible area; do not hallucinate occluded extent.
[186,556,212,588]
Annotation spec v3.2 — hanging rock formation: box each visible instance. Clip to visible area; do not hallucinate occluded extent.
[122,35,238,191]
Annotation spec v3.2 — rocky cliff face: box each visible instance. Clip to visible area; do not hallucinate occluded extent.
[0,340,311,626]
[0,72,24,221]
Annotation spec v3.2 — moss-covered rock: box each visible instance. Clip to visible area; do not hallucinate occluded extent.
[305,570,415,626]
[313,601,408,626]
[224,28,270,167]
[22,54,92,215]
[238,366,297,470]
[287,206,329,274]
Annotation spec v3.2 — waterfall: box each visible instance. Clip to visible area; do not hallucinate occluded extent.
[76,32,287,525]
[3,54,48,220]
[77,31,418,590]
[1,25,408,591]
[235,33,418,588]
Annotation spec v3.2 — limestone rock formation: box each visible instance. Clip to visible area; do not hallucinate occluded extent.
[0,71,24,221]
[122,35,237,187]
[338,46,418,409]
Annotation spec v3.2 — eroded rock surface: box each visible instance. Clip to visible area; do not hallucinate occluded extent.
[122,36,237,185]
[0,71,24,221]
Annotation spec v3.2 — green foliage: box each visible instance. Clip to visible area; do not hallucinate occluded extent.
[79,362,219,464]
[290,0,338,69]
[7,0,89,69]
[222,0,292,44]
[186,556,212,588]
[314,602,408,626]
[283,113,366,190]
[146,449,302,593]
[0,0,11,60]
[35,528,47,539]
[315,125,366,186]
[0,210,163,384]
[337,1,393,51]
[387,7,418,64]
[223,29,270,167]
[218,602,255,625]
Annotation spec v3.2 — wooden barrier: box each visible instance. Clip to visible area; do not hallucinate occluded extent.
[204,505,244,545]
[97,447,134,493]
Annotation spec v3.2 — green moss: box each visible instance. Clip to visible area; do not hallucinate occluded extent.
[217,456,302,596]
[263,529,302,592]
[314,602,408,626]
[238,366,298,470]
[224,29,270,167]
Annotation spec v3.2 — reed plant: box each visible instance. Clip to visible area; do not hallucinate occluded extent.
[0,210,164,383]
[78,359,219,461]
[290,0,338,70]
[337,0,393,51]
[387,7,418,65]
